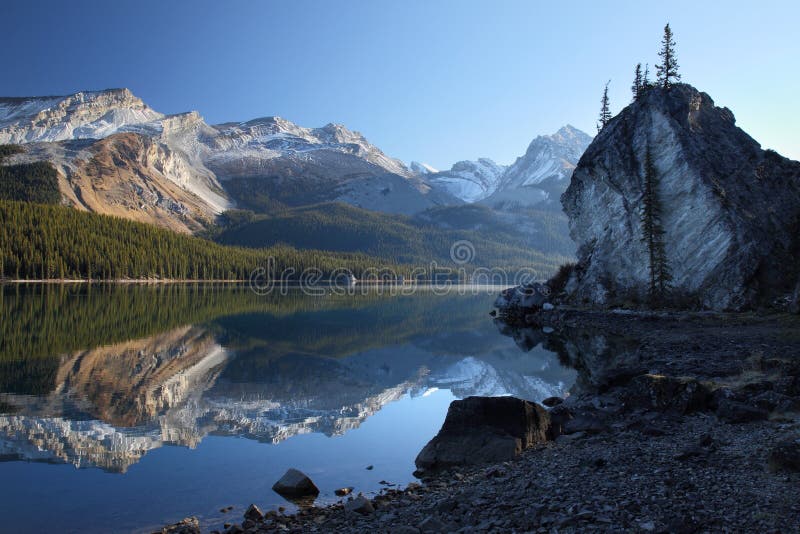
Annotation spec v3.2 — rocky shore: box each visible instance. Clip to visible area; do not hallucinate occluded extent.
[158,309,800,533]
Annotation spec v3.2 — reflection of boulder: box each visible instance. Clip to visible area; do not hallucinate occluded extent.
[542,328,645,396]
[493,319,547,352]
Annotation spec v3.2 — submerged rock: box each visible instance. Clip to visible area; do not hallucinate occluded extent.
[415,396,553,471]
[561,83,800,310]
[272,468,320,498]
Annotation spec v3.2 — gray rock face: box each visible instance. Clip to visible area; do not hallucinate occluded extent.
[562,84,800,310]
[415,396,553,471]
[271,468,320,498]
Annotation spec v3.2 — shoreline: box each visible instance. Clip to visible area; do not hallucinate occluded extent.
[157,309,800,533]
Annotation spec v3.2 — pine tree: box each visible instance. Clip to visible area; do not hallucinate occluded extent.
[656,23,681,89]
[643,63,651,88]
[597,81,612,132]
[640,147,671,305]
[631,63,643,100]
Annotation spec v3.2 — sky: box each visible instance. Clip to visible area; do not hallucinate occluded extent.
[2,0,798,169]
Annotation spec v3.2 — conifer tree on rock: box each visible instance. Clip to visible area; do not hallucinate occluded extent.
[631,63,643,100]
[656,23,681,89]
[597,81,612,132]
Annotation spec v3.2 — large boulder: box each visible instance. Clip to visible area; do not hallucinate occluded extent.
[561,84,800,310]
[494,283,550,311]
[415,396,553,471]
[271,468,320,498]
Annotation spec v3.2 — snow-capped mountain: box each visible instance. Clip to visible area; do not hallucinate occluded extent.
[419,158,506,203]
[0,89,163,143]
[416,125,591,207]
[0,88,458,228]
[484,125,592,209]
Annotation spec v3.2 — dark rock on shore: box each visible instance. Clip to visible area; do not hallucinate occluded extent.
[152,517,200,534]
[271,468,319,498]
[344,495,375,515]
[768,438,800,472]
[415,396,553,471]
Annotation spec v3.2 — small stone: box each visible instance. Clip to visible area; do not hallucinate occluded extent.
[335,487,354,497]
[244,504,264,522]
[639,520,656,531]
[344,495,375,515]
[543,302,555,310]
[366,465,374,470]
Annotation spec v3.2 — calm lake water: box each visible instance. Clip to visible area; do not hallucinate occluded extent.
[0,284,575,533]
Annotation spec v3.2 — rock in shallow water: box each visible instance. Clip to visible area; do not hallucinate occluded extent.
[415,396,553,471]
[272,468,320,498]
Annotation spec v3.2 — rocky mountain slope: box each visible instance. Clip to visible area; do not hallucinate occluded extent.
[0,89,457,230]
[419,158,506,203]
[416,126,592,208]
[483,125,592,210]
[561,84,800,310]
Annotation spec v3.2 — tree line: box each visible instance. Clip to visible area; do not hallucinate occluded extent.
[597,23,681,131]
[0,200,412,281]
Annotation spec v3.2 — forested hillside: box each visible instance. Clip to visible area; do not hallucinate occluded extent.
[0,145,61,204]
[0,200,409,280]
[212,202,570,274]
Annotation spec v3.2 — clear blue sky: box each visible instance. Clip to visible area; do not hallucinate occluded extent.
[2,0,798,168]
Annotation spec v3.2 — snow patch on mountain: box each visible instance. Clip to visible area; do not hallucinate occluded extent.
[424,158,506,203]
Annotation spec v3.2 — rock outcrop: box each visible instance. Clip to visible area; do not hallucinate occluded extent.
[415,396,553,471]
[562,84,800,310]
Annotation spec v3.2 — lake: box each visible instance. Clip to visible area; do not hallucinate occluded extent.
[0,284,575,533]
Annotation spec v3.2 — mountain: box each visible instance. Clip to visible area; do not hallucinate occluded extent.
[419,158,506,203]
[0,89,458,229]
[416,125,592,209]
[561,83,800,310]
[212,201,572,272]
[483,125,593,210]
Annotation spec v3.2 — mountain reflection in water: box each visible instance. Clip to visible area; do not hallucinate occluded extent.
[0,284,575,533]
